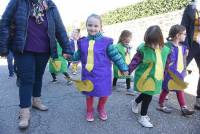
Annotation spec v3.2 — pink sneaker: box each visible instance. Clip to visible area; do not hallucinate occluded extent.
[86,112,94,122]
[98,108,108,121]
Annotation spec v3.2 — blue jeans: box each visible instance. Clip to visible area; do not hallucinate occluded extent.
[14,51,49,108]
[7,51,16,76]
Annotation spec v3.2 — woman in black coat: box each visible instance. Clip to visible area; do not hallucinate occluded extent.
[181,0,200,110]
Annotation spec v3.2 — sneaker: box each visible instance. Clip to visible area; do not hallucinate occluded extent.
[165,95,169,100]
[138,116,153,128]
[8,74,14,79]
[32,97,48,111]
[131,99,139,114]
[194,98,200,110]
[86,112,94,122]
[181,107,195,116]
[126,88,136,96]
[156,106,172,114]
[145,115,150,121]
[97,108,108,121]
[51,79,57,83]
[67,80,73,85]
[19,108,30,129]
[72,71,77,75]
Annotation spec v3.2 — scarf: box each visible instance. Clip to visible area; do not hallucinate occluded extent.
[30,0,48,24]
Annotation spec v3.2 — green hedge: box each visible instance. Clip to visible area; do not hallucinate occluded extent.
[101,0,190,25]
[79,0,190,29]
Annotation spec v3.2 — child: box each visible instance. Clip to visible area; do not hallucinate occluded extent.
[129,25,170,128]
[113,30,135,95]
[73,14,128,122]
[69,29,81,75]
[157,24,194,116]
[49,43,71,84]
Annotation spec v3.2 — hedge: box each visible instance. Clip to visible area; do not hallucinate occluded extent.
[78,0,190,29]
[101,0,190,25]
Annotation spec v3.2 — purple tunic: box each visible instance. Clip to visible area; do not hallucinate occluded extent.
[24,15,50,53]
[162,43,187,91]
[78,37,113,97]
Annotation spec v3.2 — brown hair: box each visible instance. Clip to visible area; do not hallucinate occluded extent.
[144,25,164,48]
[167,24,186,41]
[118,30,132,43]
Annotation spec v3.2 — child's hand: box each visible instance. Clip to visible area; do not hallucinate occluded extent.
[121,71,129,76]
[63,53,71,59]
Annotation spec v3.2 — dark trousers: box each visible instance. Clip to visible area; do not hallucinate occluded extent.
[68,62,71,68]
[187,42,200,98]
[7,50,16,76]
[51,72,70,80]
[135,93,152,116]
[113,77,131,89]
[14,51,49,108]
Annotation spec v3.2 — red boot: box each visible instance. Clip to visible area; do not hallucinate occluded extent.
[97,97,108,121]
[86,96,94,122]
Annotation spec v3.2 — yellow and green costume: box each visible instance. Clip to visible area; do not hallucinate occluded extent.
[133,43,170,95]
[113,43,131,78]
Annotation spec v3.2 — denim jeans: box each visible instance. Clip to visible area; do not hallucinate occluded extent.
[14,51,49,108]
[7,50,16,76]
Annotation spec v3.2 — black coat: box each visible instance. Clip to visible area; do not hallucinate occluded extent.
[181,3,197,49]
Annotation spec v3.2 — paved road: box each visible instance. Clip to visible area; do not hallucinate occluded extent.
[0,63,199,134]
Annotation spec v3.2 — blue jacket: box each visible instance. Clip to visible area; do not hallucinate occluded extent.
[0,0,72,58]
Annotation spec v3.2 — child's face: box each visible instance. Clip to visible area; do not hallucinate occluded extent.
[71,30,80,40]
[177,30,186,43]
[122,36,132,46]
[86,17,101,36]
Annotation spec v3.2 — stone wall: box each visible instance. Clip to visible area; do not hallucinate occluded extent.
[102,10,183,50]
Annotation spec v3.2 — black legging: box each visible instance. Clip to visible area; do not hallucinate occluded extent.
[135,93,153,116]
[113,77,131,89]
[187,41,200,98]
[51,72,70,80]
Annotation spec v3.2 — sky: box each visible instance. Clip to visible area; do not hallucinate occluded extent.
[0,0,142,26]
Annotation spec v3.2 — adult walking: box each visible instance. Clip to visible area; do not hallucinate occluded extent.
[0,0,72,129]
[181,0,200,110]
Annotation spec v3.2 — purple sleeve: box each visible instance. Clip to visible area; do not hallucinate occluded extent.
[128,51,143,74]
[164,54,171,76]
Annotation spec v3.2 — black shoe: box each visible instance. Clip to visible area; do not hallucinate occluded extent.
[181,107,195,116]
[8,74,14,79]
[194,105,200,110]
[51,79,57,83]
[194,98,200,110]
